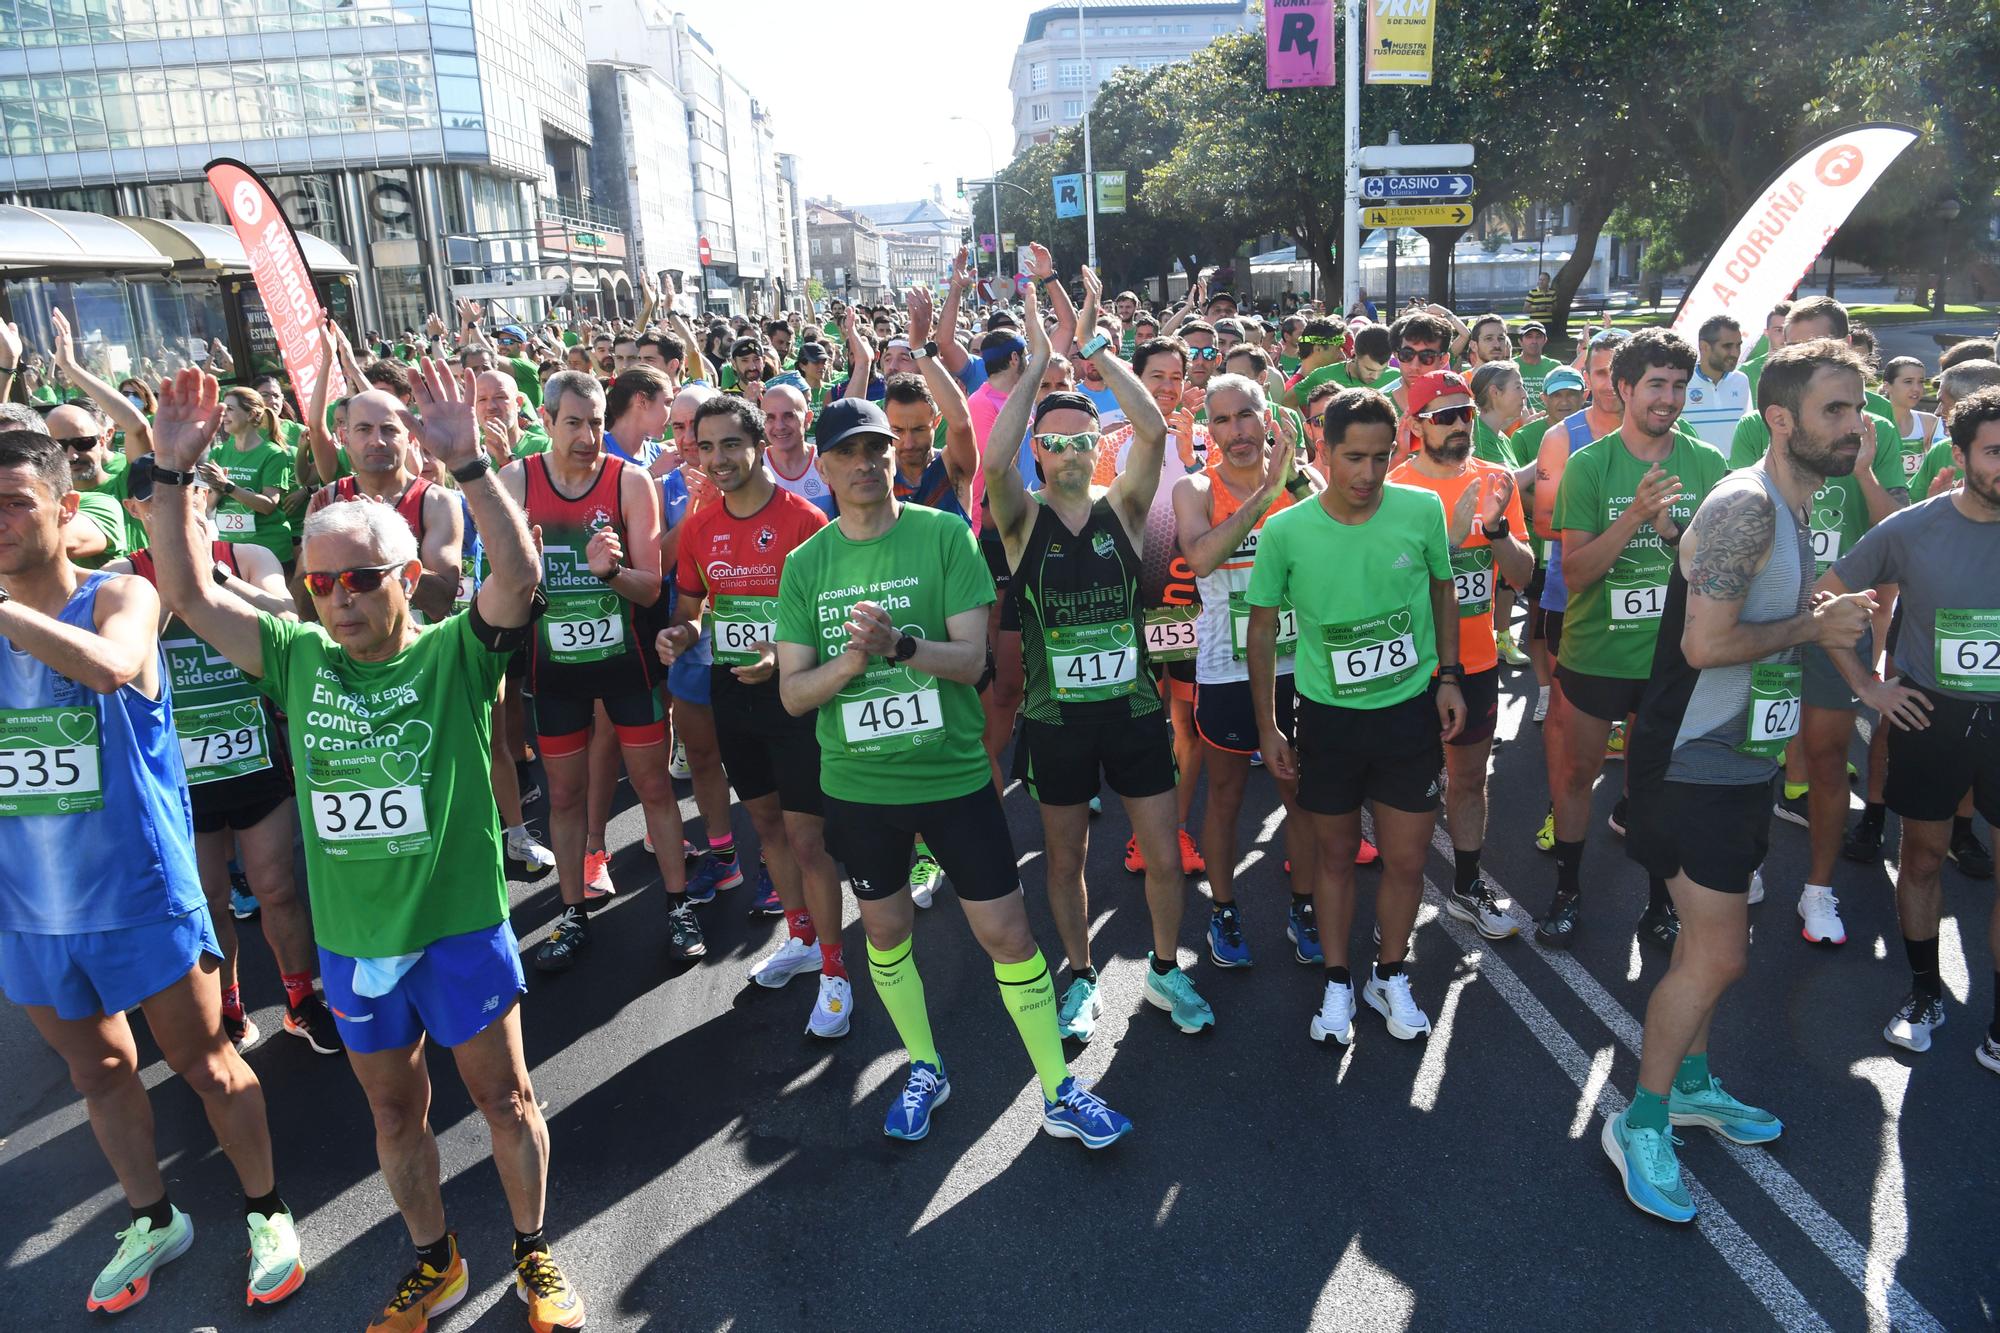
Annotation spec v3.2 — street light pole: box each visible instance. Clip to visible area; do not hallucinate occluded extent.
[1934,195,1962,316]
[950,114,1003,289]
[1077,1,1098,269]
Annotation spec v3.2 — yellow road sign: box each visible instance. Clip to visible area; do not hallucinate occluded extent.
[1361,204,1473,228]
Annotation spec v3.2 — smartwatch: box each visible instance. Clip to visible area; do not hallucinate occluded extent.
[1436,663,1466,685]
[1080,333,1111,359]
[891,633,918,663]
[1485,515,1510,541]
[912,340,939,361]
[451,456,493,484]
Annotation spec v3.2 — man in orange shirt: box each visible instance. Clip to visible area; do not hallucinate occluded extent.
[1391,371,1535,938]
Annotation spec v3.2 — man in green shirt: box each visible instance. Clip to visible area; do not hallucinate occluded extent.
[1516,321,1560,411]
[144,359,588,1333]
[1736,300,1792,399]
[1543,329,1728,949]
[774,397,1133,1151]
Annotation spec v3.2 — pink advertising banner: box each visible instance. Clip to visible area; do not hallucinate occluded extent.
[1266,0,1336,90]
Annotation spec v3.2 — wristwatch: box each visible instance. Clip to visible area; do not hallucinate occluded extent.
[890,633,918,663]
[1080,333,1111,359]
[212,561,232,586]
[1485,515,1510,541]
[596,561,623,584]
[912,340,939,361]
[149,464,199,488]
[451,456,492,483]
[1283,473,1314,499]
[1436,663,1466,685]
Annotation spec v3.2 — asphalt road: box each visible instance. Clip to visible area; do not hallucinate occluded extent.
[2,642,1995,1331]
[1866,317,1996,370]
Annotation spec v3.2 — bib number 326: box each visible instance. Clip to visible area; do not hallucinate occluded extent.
[311,786,426,849]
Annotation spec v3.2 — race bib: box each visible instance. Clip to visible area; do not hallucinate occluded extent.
[1936,608,2000,694]
[1229,592,1298,661]
[177,700,272,786]
[1451,547,1494,615]
[1324,611,1421,702]
[1902,449,1923,480]
[215,508,257,535]
[304,745,432,859]
[1142,605,1199,664]
[0,707,102,815]
[1612,581,1667,623]
[1046,620,1139,703]
[709,594,779,667]
[543,597,625,664]
[1809,526,1841,567]
[1739,661,1802,758]
[838,682,945,754]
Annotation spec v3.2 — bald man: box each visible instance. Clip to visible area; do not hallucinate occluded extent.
[306,390,462,621]
[474,369,548,461]
[759,381,834,516]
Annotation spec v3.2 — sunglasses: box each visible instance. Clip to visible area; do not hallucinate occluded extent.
[1307,412,1326,430]
[1034,431,1101,453]
[302,563,404,598]
[55,435,101,453]
[1419,405,1475,426]
[1186,347,1221,362]
[1397,347,1448,366]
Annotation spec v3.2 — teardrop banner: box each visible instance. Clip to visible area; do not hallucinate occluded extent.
[207,157,346,407]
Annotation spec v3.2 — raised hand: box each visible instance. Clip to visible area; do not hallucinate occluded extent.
[150,368,224,471]
[1631,464,1683,524]
[408,357,479,469]
[1077,265,1103,342]
[1448,481,1480,548]
[1028,242,1055,281]
[425,310,447,339]
[456,297,483,330]
[951,247,975,294]
[0,319,20,368]
[906,285,936,346]
[1261,412,1295,492]
[1023,279,1049,360]
[1477,470,1516,532]
[50,307,77,370]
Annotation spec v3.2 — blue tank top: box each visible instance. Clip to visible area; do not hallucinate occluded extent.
[896,454,968,524]
[1541,412,1596,614]
[0,572,204,934]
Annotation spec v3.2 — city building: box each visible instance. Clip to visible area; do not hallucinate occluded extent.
[0,0,634,342]
[1008,0,1254,153]
[850,192,969,293]
[807,202,887,306]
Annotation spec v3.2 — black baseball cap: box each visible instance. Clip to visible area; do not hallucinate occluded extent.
[815,398,893,453]
[796,341,829,363]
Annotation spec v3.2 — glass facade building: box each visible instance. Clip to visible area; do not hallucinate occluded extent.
[0,0,614,333]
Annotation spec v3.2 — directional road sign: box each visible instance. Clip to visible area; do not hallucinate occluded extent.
[1356,142,1475,171]
[452,278,570,300]
[1361,204,1474,228]
[1361,174,1475,202]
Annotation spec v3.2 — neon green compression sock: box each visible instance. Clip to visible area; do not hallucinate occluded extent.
[866,937,939,1068]
[994,951,1067,1100]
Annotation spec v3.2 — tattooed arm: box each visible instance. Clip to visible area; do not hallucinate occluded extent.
[1679,480,1874,669]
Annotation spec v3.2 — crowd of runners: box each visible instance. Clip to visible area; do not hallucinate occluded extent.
[2,250,1997,1328]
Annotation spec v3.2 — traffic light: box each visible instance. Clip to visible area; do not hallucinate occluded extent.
[956,177,965,200]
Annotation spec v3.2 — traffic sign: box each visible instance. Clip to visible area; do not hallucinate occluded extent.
[1356,142,1475,171]
[1361,204,1473,228]
[699,235,712,266]
[1361,174,1474,202]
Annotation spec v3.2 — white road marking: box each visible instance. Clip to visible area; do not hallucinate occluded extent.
[1570,1044,1616,1140]
[1850,1057,1916,1333]
[1409,964,1474,1113]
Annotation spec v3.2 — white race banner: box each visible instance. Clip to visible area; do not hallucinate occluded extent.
[1671,124,1920,344]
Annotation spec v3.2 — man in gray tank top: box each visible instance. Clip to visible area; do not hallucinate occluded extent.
[1602,340,1878,1224]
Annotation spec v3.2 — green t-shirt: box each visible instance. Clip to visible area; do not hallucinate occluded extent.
[1293,360,1402,408]
[1516,355,1559,411]
[513,426,552,458]
[1554,430,1729,680]
[86,467,147,554]
[1472,418,1529,470]
[213,437,297,562]
[1726,409,1905,574]
[1245,485,1451,709]
[1511,418,1556,561]
[774,504,996,805]
[1911,438,1955,502]
[507,355,543,409]
[1279,354,1302,377]
[72,489,130,569]
[257,611,510,957]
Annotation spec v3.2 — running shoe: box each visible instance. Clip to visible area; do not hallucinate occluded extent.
[1143,961,1214,1033]
[1637,900,1680,946]
[748,936,820,989]
[1496,628,1529,667]
[668,735,691,780]
[1948,828,1995,880]
[514,1247,586,1331]
[1601,1113,1695,1223]
[1604,721,1626,759]
[244,1209,305,1307]
[1088,795,1102,816]
[1354,837,1379,866]
[1207,905,1252,968]
[683,854,745,904]
[1362,970,1432,1039]
[1534,807,1555,853]
[282,994,343,1055]
[807,974,852,1038]
[1607,797,1629,837]
[1536,889,1580,948]
[1179,828,1206,874]
[1883,991,1944,1052]
[1058,975,1102,1042]
[1797,885,1846,944]
[224,1012,261,1052]
[505,827,556,880]
[1841,814,1886,865]
[1773,786,1810,828]
[1309,978,1355,1045]
[664,900,706,962]
[1747,869,1765,905]
[884,1060,949,1140]
[86,1207,193,1314]
[368,1232,468,1332]
[532,906,590,973]
[748,864,782,916]
[1123,834,1145,873]
[1977,1036,2000,1075]
[517,761,543,807]
[1533,687,1550,724]
[582,849,616,900]
[1042,1076,1133,1149]
[1668,1077,1783,1145]
[229,882,259,922]
[1250,750,1264,767]
[1286,898,1324,964]
[907,851,943,909]
[1446,880,1518,940]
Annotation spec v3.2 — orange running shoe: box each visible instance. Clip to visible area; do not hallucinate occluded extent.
[368,1233,468,1332]
[515,1247,587,1331]
[1178,828,1206,874]
[1124,834,1145,873]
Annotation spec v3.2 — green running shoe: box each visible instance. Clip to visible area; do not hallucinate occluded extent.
[1058,975,1102,1042]
[87,1207,194,1314]
[245,1210,306,1306]
[1668,1077,1783,1145]
[907,852,944,909]
[1601,1113,1696,1223]
[1534,806,1556,854]
[1143,957,1215,1034]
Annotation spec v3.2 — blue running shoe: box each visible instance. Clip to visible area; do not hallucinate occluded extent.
[1668,1077,1783,1145]
[1601,1112,1697,1223]
[683,855,746,904]
[748,864,782,916]
[1287,897,1323,964]
[229,884,259,921]
[1042,1076,1133,1149]
[1207,905,1252,968]
[883,1060,949,1141]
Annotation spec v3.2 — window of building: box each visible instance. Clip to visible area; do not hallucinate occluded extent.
[1057,60,1086,88]
[1029,63,1047,91]
[831,236,843,255]
[1031,102,1050,122]
[1062,100,1081,118]
[810,236,822,256]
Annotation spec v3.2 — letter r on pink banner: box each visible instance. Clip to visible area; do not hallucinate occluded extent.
[1267,0,1336,89]
[204,158,345,407]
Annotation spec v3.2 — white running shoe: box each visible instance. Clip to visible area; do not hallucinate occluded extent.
[807,974,852,1038]
[1362,970,1432,1040]
[1977,1036,2000,1075]
[668,736,691,780]
[1309,979,1355,1045]
[1884,992,1943,1052]
[1746,870,1765,905]
[1533,685,1550,723]
[1797,884,1845,944]
[505,827,556,877]
[748,936,822,989]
